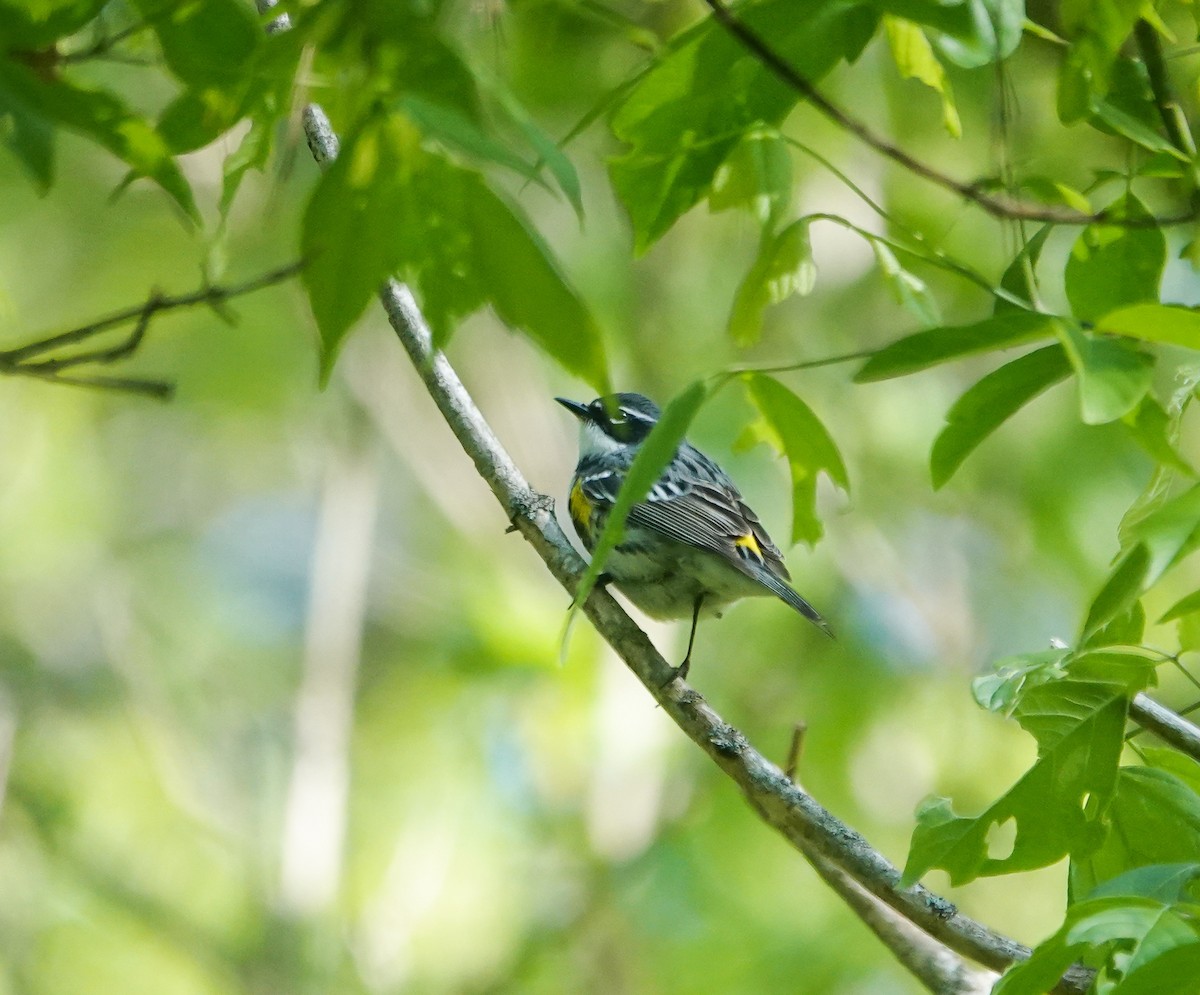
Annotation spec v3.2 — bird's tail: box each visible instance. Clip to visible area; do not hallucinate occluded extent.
[756,570,834,638]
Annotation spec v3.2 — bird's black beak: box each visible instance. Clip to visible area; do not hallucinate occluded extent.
[555,397,590,421]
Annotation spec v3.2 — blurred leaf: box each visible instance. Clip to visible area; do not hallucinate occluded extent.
[0,60,197,219]
[1056,0,1144,123]
[130,0,261,88]
[972,649,1069,715]
[855,311,1055,382]
[1081,544,1150,642]
[995,224,1052,314]
[1071,766,1200,904]
[398,93,548,187]
[741,374,849,546]
[609,0,878,251]
[872,0,1024,67]
[994,895,1200,995]
[1057,322,1155,425]
[219,112,273,217]
[570,381,709,610]
[872,241,939,325]
[1159,588,1200,623]
[883,16,960,136]
[1125,483,1200,586]
[1123,395,1195,475]
[302,112,608,387]
[494,89,584,217]
[1083,600,1146,649]
[1019,176,1091,213]
[931,345,1072,488]
[903,671,1147,887]
[1096,305,1200,350]
[1065,194,1164,322]
[0,0,106,49]
[709,131,792,223]
[1093,98,1190,160]
[728,220,815,346]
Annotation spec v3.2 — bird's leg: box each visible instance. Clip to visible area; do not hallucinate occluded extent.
[664,596,703,686]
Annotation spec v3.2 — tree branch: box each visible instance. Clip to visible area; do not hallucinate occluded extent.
[702,0,1198,229]
[1129,692,1200,762]
[0,260,303,397]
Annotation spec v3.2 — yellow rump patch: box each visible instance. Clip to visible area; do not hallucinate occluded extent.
[569,479,592,530]
[734,532,762,557]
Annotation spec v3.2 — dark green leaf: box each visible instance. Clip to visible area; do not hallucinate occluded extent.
[1064,194,1165,323]
[608,0,878,251]
[741,374,849,546]
[856,312,1055,382]
[1071,767,1200,902]
[0,61,197,220]
[571,382,709,610]
[902,676,1137,887]
[995,225,1052,315]
[728,220,815,346]
[302,113,608,388]
[1057,322,1155,425]
[0,0,106,50]
[130,0,261,88]
[1081,544,1150,642]
[1056,0,1144,123]
[931,345,1071,488]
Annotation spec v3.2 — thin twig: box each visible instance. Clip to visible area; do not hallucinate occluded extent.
[0,260,303,367]
[703,0,1198,228]
[785,722,806,782]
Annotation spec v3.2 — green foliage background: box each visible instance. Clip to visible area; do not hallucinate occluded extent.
[3,0,1200,992]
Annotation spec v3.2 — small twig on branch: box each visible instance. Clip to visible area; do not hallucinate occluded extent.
[703,0,1198,229]
[0,260,303,397]
[785,722,806,782]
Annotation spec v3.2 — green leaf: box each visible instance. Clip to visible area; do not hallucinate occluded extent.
[1097,304,1200,351]
[995,225,1052,315]
[1089,864,1200,903]
[1082,600,1146,650]
[1126,483,1200,586]
[872,241,939,325]
[902,675,1138,887]
[1081,544,1151,642]
[728,220,815,346]
[494,89,584,218]
[130,0,262,88]
[570,382,710,610]
[709,131,793,223]
[883,15,960,136]
[1056,0,1145,123]
[608,0,878,251]
[1057,321,1155,425]
[904,649,1156,889]
[1159,588,1200,623]
[931,345,1072,488]
[398,94,548,187]
[1071,767,1200,898]
[302,113,608,388]
[0,61,197,219]
[219,112,273,218]
[873,0,1024,67]
[996,896,1200,995]
[0,0,107,49]
[855,311,1056,382]
[1123,395,1195,475]
[971,649,1069,715]
[741,374,849,546]
[1065,194,1165,323]
[1093,97,1191,160]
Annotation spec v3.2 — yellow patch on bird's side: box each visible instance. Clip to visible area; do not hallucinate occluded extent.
[569,479,592,533]
[735,532,762,557]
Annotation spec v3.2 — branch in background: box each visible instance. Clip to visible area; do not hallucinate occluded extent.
[1134,20,1197,159]
[299,98,1093,994]
[1129,692,1200,761]
[0,260,304,397]
[703,0,1198,229]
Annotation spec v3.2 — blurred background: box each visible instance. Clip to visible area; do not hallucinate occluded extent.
[3,1,1200,992]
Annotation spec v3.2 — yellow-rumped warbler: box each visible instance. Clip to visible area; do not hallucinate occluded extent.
[557,392,832,682]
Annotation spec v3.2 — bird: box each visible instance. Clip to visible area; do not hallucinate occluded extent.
[556,392,832,683]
